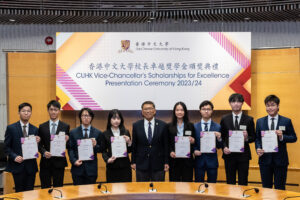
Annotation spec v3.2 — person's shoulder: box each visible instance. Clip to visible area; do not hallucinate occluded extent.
[211,120,221,127]
[257,115,267,122]
[221,113,232,121]
[133,119,144,126]
[29,123,38,130]
[279,115,291,123]
[91,126,102,134]
[70,126,81,134]
[39,121,49,128]
[59,120,70,127]
[155,119,166,126]
[243,113,254,120]
[6,122,19,131]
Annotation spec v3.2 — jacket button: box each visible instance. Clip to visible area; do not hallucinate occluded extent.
[149,145,152,148]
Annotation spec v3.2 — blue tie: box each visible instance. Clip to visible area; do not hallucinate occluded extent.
[204,123,208,131]
[148,122,152,144]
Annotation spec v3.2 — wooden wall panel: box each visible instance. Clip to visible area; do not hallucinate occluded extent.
[5,49,300,193]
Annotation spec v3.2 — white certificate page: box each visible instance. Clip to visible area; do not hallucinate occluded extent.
[111,136,127,158]
[175,136,190,158]
[50,134,66,157]
[262,130,278,153]
[78,139,94,161]
[228,130,244,153]
[21,136,39,160]
[200,131,216,153]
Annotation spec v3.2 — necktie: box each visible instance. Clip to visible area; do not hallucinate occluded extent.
[148,122,152,144]
[84,128,88,138]
[234,116,239,130]
[204,123,208,131]
[51,123,57,135]
[22,125,27,137]
[271,118,275,130]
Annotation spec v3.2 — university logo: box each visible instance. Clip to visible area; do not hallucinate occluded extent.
[119,40,133,53]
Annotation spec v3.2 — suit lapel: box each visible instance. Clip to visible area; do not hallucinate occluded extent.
[141,120,149,143]
[16,122,23,138]
[56,121,62,135]
[276,115,282,130]
[151,120,159,143]
[209,121,215,131]
[263,116,269,130]
[228,114,234,130]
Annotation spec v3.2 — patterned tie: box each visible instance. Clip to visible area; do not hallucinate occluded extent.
[51,123,57,135]
[148,122,152,144]
[271,118,275,130]
[234,116,239,130]
[84,128,88,138]
[204,123,208,131]
[22,125,27,137]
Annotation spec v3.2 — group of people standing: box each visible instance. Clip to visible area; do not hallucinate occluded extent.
[4,93,297,193]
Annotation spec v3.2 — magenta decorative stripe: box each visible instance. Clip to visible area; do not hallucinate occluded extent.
[209,32,250,69]
[56,64,102,110]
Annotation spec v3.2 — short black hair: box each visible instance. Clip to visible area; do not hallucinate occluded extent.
[47,100,61,110]
[199,100,214,110]
[106,109,125,131]
[229,93,244,103]
[264,95,280,105]
[18,102,32,112]
[78,108,94,123]
[141,101,155,109]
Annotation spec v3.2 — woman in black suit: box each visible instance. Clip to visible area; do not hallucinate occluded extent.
[102,109,132,183]
[168,102,195,182]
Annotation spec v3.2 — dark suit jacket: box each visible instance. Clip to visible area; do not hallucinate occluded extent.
[131,119,169,171]
[4,121,38,174]
[220,113,255,160]
[255,115,297,166]
[102,128,132,169]
[38,120,70,169]
[194,120,222,169]
[167,122,195,167]
[68,126,102,177]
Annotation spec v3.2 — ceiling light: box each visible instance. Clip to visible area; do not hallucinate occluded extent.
[9,19,15,22]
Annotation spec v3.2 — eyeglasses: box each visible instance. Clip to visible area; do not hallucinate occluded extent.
[81,115,91,118]
[201,108,212,112]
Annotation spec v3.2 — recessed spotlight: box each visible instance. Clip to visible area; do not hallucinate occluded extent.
[193,19,198,22]
[103,19,108,23]
[149,17,155,20]
[244,17,250,21]
[58,20,64,23]
[147,20,152,23]
[9,19,15,22]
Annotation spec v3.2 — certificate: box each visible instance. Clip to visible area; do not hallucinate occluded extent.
[228,130,244,153]
[21,135,39,160]
[111,136,127,158]
[77,139,94,161]
[200,131,216,153]
[50,132,66,157]
[175,136,190,158]
[261,130,278,153]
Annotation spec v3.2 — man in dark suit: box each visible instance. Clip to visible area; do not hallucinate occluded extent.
[38,100,70,188]
[68,108,103,185]
[194,100,222,183]
[220,93,255,185]
[255,95,297,190]
[131,101,169,181]
[4,102,40,192]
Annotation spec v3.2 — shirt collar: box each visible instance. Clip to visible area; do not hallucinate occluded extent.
[268,114,279,121]
[81,125,91,131]
[232,111,242,119]
[201,119,211,124]
[49,119,59,126]
[20,120,29,127]
[144,118,155,125]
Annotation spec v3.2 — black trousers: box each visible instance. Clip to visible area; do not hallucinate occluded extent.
[39,167,65,188]
[260,164,287,190]
[169,159,193,182]
[136,169,165,182]
[224,158,249,185]
[12,171,36,192]
[106,167,132,183]
[72,173,97,185]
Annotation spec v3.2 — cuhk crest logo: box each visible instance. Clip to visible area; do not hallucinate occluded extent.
[119,40,133,53]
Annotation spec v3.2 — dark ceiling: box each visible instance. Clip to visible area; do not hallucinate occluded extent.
[0,0,300,24]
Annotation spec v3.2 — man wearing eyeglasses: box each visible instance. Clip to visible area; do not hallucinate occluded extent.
[4,102,40,192]
[68,108,103,185]
[131,101,169,181]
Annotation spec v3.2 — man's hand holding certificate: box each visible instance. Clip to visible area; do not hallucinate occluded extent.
[78,139,94,161]
[50,132,66,157]
[21,135,39,160]
[175,136,190,158]
[111,136,127,158]
[229,130,244,153]
[200,131,216,153]
[262,130,278,153]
